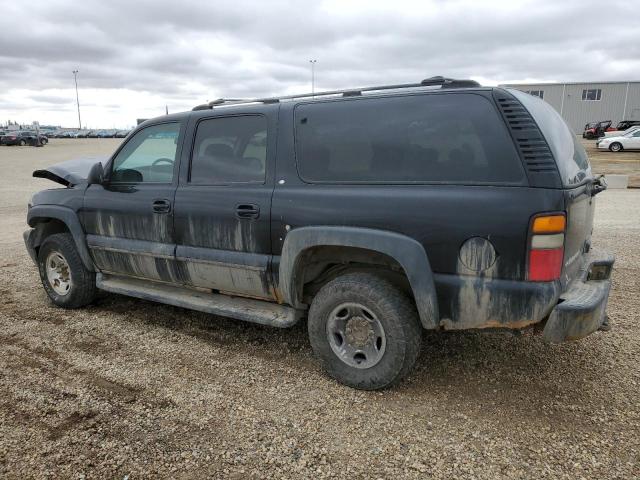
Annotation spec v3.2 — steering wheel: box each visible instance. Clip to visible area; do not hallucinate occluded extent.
[152,157,174,167]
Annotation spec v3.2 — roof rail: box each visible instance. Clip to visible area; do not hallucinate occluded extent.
[191,76,481,110]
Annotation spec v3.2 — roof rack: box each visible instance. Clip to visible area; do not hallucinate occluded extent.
[191,76,481,111]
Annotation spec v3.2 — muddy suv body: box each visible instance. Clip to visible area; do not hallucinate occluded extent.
[25,77,614,389]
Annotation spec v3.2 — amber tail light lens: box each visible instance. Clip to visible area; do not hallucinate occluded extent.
[528,213,566,282]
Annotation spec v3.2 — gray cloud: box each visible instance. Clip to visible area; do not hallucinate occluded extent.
[0,0,637,124]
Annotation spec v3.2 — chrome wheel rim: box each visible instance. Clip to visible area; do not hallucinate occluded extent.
[326,302,386,369]
[45,251,72,296]
[611,144,621,151]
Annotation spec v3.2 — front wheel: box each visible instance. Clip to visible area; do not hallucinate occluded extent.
[609,142,623,152]
[40,138,48,145]
[18,139,26,146]
[308,272,422,390]
[37,233,96,308]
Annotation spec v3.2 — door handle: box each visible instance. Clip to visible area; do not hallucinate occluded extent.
[152,199,171,213]
[236,203,260,219]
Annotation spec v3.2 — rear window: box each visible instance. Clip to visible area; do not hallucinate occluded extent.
[509,89,591,186]
[294,93,525,184]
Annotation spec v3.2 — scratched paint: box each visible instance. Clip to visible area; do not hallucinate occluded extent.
[184,215,258,253]
[91,211,169,243]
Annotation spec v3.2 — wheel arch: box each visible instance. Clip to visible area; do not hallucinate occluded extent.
[27,205,95,271]
[279,226,439,329]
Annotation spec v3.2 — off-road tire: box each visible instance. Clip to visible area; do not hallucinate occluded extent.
[37,233,96,308]
[609,142,623,152]
[308,272,422,390]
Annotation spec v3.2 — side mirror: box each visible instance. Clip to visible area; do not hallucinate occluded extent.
[87,162,105,185]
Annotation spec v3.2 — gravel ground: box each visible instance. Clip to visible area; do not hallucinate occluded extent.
[0,139,639,479]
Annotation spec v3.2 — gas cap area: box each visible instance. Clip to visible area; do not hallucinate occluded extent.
[459,237,497,272]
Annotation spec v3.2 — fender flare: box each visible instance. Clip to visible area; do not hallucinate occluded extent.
[27,205,95,272]
[279,226,439,329]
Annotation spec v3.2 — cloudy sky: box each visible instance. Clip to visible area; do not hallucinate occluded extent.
[1,0,638,128]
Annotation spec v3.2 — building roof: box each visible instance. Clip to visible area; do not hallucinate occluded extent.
[500,80,640,87]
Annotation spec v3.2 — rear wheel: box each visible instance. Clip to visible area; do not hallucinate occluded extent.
[37,233,96,308]
[308,272,422,390]
[609,142,623,152]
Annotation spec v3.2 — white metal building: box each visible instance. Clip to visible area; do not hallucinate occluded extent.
[499,81,640,133]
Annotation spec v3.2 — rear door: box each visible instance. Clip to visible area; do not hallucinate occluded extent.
[172,106,278,299]
[81,121,184,282]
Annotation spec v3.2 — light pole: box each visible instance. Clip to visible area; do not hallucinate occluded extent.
[72,70,81,129]
[309,59,317,95]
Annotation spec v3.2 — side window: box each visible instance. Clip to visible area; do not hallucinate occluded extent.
[581,89,602,101]
[525,90,544,99]
[295,94,525,184]
[190,115,267,184]
[111,123,179,183]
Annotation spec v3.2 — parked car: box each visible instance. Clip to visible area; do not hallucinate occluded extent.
[24,77,613,390]
[114,130,131,138]
[1,131,48,146]
[614,120,640,131]
[583,120,613,139]
[596,128,640,151]
[59,131,80,138]
[97,130,117,138]
[603,125,640,137]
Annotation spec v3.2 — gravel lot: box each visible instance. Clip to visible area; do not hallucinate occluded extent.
[0,139,639,479]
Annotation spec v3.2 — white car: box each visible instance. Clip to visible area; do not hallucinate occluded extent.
[597,128,640,152]
[603,125,640,137]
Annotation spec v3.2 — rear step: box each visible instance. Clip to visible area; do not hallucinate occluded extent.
[96,273,301,328]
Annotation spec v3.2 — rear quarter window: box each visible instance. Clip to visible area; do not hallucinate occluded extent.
[294,93,525,184]
[509,89,591,186]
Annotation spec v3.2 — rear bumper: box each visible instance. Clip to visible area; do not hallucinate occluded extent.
[541,250,614,343]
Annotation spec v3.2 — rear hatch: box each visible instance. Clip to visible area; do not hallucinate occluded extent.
[509,89,597,287]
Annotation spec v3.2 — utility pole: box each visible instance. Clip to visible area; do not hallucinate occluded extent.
[72,70,81,129]
[309,59,317,95]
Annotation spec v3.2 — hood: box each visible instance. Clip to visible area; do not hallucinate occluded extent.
[33,156,108,187]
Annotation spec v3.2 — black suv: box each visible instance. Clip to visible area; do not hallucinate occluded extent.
[24,77,613,389]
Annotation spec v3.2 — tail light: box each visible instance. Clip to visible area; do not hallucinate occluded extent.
[527,213,566,281]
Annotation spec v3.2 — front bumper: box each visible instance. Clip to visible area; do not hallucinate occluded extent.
[23,228,38,264]
[542,250,614,343]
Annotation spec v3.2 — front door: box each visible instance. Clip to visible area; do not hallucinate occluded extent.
[628,130,640,149]
[173,108,277,299]
[82,121,184,282]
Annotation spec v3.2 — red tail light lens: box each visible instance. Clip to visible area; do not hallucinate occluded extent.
[528,248,563,281]
[528,213,566,282]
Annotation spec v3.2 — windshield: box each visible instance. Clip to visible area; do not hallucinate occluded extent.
[509,89,591,186]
